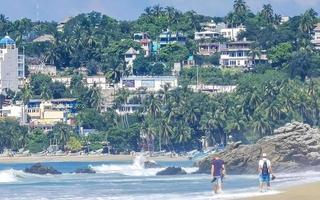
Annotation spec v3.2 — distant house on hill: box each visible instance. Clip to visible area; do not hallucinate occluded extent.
[119,75,178,92]
[32,34,55,43]
[57,17,72,32]
[159,30,186,47]
[134,32,152,57]
[219,40,268,68]
[198,42,220,56]
[124,47,139,70]
[28,63,57,77]
[220,25,246,41]
[27,98,78,131]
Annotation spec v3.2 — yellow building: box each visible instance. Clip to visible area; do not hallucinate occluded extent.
[27,99,77,131]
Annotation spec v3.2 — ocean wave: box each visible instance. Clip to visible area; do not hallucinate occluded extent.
[0,169,26,183]
[90,163,163,176]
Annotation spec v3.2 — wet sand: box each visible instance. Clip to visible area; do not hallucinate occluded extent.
[246,182,320,200]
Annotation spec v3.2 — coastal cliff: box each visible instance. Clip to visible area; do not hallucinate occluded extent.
[196,122,320,174]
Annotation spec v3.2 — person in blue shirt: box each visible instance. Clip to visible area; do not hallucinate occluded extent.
[211,156,225,194]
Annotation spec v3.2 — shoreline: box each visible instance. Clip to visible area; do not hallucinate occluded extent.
[243,181,320,200]
[0,154,188,164]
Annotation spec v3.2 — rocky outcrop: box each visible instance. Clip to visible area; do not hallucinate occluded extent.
[196,122,320,174]
[156,167,187,175]
[144,160,161,168]
[24,163,62,175]
[75,167,96,174]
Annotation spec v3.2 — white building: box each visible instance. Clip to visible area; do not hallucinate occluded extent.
[220,25,246,41]
[0,104,22,118]
[29,63,57,76]
[84,76,108,89]
[52,76,72,87]
[134,33,152,57]
[220,40,252,67]
[312,23,320,50]
[189,84,237,94]
[0,36,21,92]
[200,21,217,32]
[220,40,268,68]
[124,47,139,70]
[119,76,178,92]
[194,30,220,41]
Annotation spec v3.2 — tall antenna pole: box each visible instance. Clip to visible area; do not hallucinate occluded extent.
[36,3,40,21]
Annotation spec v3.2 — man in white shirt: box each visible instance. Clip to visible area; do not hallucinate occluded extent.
[258,153,272,192]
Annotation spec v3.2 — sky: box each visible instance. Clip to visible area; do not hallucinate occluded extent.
[0,0,320,22]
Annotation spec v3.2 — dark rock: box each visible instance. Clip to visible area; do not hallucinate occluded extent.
[75,167,96,174]
[196,122,320,174]
[144,160,161,168]
[24,163,62,175]
[156,167,187,176]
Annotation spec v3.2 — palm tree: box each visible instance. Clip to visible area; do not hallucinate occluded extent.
[52,123,74,151]
[252,115,272,138]
[158,114,174,151]
[145,92,161,119]
[152,5,163,17]
[260,4,274,24]
[140,118,156,153]
[174,121,192,150]
[299,9,318,34]
[249,42,262,67]
[87,83,102,110]
[40,84,52,100]
[232,0,248,25]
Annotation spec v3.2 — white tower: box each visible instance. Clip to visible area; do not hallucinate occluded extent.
[0,36,19,92]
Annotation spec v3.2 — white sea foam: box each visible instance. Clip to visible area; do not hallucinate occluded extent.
[0,169,25,183]
[91,155,198,176]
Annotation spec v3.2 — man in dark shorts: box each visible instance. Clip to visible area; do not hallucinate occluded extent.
[211,156,225,194]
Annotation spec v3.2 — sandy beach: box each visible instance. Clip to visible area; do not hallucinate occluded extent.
[0,154,188,163]
[246,182,320,200]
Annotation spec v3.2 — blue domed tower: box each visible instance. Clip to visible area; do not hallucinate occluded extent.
[0,35,16,49]
[0,35,19,92]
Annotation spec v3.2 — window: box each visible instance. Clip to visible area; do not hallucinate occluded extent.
[141,80,155,87]
[237,61,241,65]
[237,52,243,57]
[230,61,236,65]
[123,80,135,87]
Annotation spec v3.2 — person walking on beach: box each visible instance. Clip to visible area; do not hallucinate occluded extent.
[211,156,225,194]
[258,153,272,192]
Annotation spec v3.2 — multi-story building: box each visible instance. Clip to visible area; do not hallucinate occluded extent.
[220,25,246,41]
[159,30,186,47]
[219,40,252,67]
[119,76,178,92]
[134,33,152,57]
[194,31,220,41]
[312,23,320,50]
[220,40,268,68]
[27,98,78,131]
[124,47,139,69]
[200,21,217,31]
[198,42,220,56]
[0,36,25,92]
